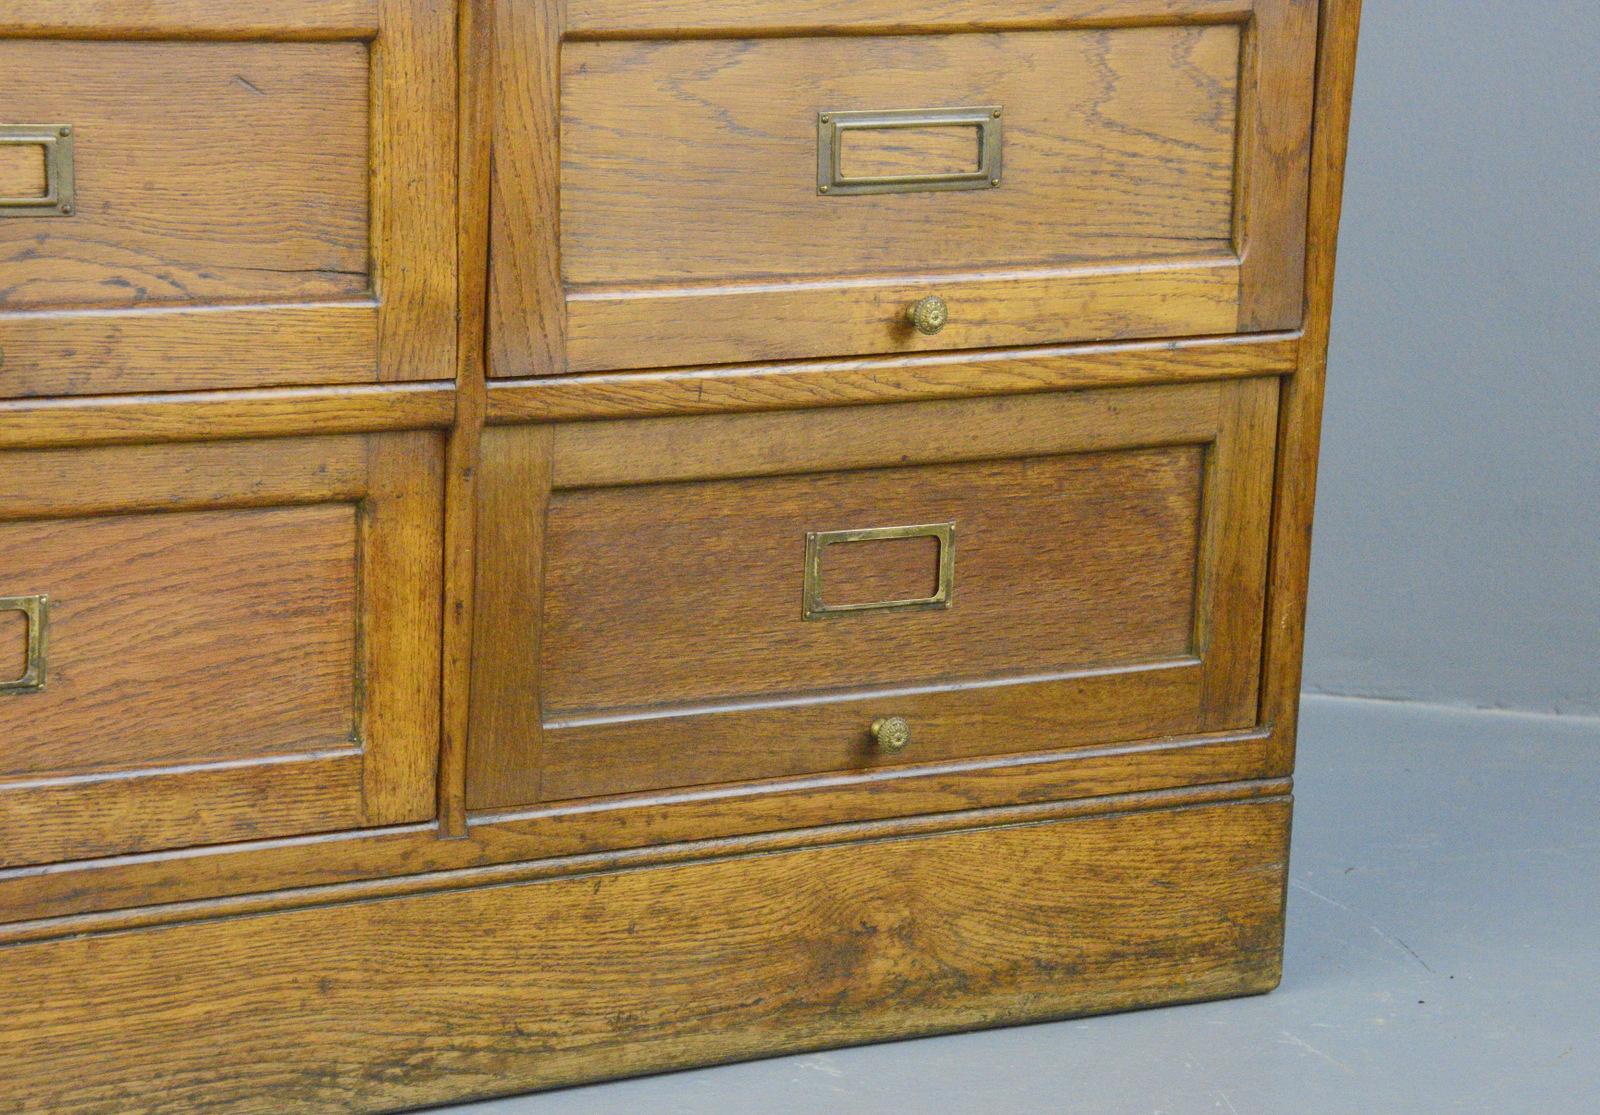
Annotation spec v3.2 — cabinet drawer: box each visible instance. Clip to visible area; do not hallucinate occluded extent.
[467,378,1278,808]
[0,1,454,397]
[0,432,443,867]
[494,0,1317,374]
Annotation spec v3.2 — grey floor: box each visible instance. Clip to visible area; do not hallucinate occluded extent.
[440,695,1600,1114]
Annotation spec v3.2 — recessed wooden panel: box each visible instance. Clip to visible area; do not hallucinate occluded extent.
[0,40,370,310]
[0,0,457,398]
[491,0,1315,374]
[0,432,444,868]
[0,505,358,778]
[543,448,1204,714]
[562,28,1239,287]
[0,797,1289,1114]
[471,379,1278,807]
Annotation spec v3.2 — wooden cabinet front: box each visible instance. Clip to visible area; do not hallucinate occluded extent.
[0,431,443,867]
[467,378,1278,809]
[0,0,456,397]
[492,0,1317,375]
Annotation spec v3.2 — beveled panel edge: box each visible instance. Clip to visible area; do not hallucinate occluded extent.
[487,332,1300,424]
[0,773,1289,946]
[0,1,379,40]
[0,382,457,451]
[0,726,1284,935]
[0,301,382,400]
[565,0,1258,39]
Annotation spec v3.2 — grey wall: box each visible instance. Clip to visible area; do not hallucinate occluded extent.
[1303,0,1600,717]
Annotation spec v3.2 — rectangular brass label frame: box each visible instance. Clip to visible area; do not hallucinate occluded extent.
[803,523,956,620]
[0,124,76,217]
[0,594,49,693]
[817,107,1002,196]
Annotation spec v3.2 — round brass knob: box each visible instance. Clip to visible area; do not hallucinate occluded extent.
[871,716,912,754]
[905,295,949,336]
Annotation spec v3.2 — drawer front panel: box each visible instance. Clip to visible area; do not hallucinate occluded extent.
[564,29,1238,286]
[0,432,444,867]
[0,2,454,397]
[0,41,369,310]
[543,448,1204,714]
[468,378,1278,809]
[0,505,358,777]
[493,0,1316,374]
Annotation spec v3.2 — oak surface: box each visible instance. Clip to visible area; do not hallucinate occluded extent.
[0,0,457,397]
[490,0,1317,375]
[0,797,1289,1114]
[472,380,1276,805]
[0,432,443,867]
[0,0,1368,1107]
[0,40,371,311]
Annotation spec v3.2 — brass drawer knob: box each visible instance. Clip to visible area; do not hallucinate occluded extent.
[871,716,912,754]
[905,296,949,336]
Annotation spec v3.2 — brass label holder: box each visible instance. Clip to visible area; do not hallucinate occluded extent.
[803,523,956,620]
[0,595,49,693]
[0,125,76,218]
[817,106,1002,196]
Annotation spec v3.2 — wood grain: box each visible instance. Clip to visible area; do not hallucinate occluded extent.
[0,2,1369,1105]
[1235,0,1319,328]
[0,142,46,198]
[550,380,1223,488]
[358,430,446,824]
[372,0,458,384]
[469,381,1272,806]
[488,0,567,377]
[0,302,379,398]
[0,381,455,451]
[0,752,364,870]
[1,734,1277,930]
[542,665,1208,800]
[566,0,1257,37]
[561,28,1241,284]
[1266,0,1362,768]
[0,40,372,311]
[0,0,457,396]
[839,123,983,179]
[0,1,378,39]
[0,797,1288,1114]
[0,432,442,868]
[485,333,1300,422]
[542,449,1203,711]
[0,435,368,520]
[491,0,1314,375]
[437,0,498,836]
[565,259,1244,372]
[1195,374,1280,726]
[465,426,552,811]
[0,505,358,778]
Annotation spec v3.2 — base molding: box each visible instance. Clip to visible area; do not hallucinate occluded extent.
[0,793,1288,1114]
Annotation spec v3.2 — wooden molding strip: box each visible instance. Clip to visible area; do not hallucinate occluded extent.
[0,1,379,40]
[1263,0,1364,770]
[488,333,1300,424]
[0,382,457,450]
[437,0,497,838]
[0,301,381,399]
[0,727,1281,932]
[565,0,1258,39]
[0,778,1290,947]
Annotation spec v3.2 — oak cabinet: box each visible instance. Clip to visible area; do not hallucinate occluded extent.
[0,1,1362,1110]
